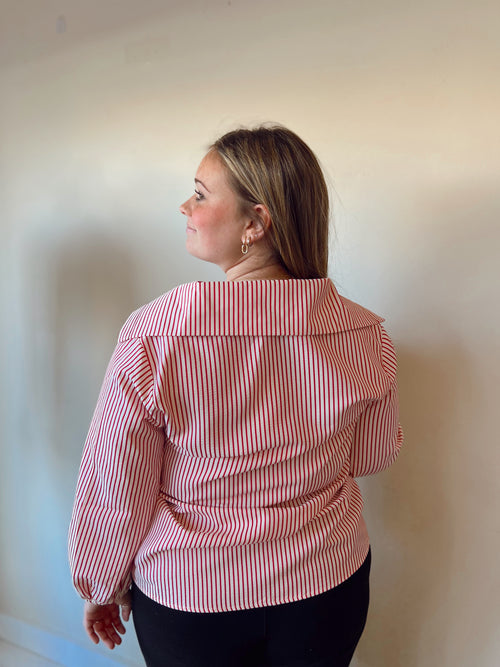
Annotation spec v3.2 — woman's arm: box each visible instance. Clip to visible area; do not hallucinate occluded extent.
[350,326,403,477]
[69,337,164,607]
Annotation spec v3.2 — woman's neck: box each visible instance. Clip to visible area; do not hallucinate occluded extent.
[225,258,292,282]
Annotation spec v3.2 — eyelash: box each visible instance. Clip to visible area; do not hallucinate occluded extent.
[194,189,204,201]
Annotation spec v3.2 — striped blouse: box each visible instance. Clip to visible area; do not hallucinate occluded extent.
[68,278,403,612]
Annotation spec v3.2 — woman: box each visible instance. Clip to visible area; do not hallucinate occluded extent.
[69,125,403,666]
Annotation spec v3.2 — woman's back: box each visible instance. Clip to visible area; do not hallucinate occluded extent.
[70,278,402,613]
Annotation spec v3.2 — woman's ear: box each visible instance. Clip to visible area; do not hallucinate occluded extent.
[242,204,272,244]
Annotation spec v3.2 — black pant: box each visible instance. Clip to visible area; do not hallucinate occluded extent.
[131,549,371,667]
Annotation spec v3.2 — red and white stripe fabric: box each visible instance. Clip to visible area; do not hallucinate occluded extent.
[69,279,403,612]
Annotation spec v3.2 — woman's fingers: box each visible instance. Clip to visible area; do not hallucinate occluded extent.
[121,603,132,622]
[117,591,133,622]
[85,622,100,645]
[94,620,123,649]
[111,611,126,635]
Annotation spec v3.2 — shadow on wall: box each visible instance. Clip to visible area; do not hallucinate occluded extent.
[24,225,141,489]
[52,228,140,460]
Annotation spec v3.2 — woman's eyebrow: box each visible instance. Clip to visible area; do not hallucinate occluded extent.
[195,178,210,192]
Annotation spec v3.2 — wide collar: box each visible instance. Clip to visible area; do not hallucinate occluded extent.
[119,279,384,341]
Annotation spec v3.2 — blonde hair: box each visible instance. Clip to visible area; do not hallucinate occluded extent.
[211,125,329,279]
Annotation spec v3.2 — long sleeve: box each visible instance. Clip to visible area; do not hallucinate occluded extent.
[350,326,403,477]
[68,338,165,604]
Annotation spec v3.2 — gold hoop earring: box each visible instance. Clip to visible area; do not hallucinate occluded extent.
[241,241,249,255]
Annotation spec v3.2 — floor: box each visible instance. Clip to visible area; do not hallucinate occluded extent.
[0,641,62,667]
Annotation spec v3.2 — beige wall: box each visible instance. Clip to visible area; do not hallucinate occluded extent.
[1,1,499,665]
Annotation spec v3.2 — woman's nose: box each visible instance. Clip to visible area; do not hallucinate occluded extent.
[179,198,191,216]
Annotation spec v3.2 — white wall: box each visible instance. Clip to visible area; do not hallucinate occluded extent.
[1,1,499,665]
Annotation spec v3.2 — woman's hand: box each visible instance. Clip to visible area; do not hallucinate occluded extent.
[83,591,132,650]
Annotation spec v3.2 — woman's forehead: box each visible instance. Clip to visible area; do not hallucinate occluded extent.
[195,151,229,190]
